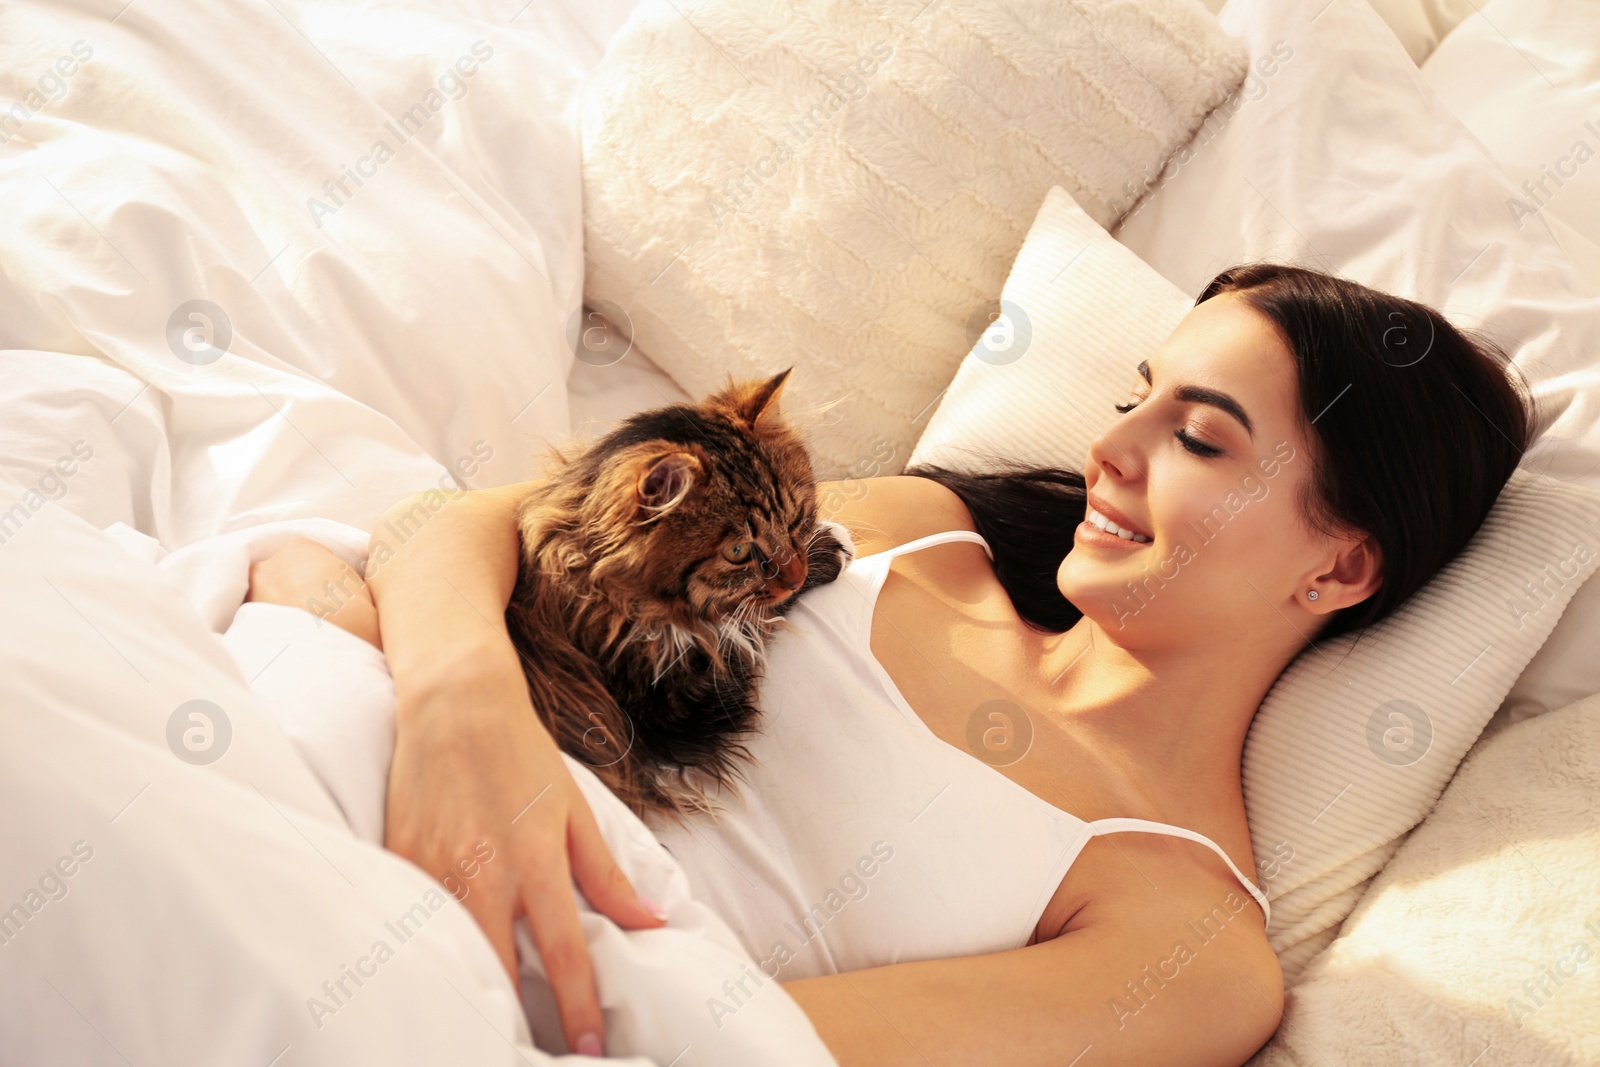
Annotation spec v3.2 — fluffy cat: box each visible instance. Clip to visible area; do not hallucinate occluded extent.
[505,370,852,820]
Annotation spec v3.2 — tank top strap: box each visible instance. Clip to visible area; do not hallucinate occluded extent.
[1087,817,1272,927]
[869,529,994,563]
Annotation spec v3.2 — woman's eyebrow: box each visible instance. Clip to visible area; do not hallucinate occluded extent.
[1136,360,1255,439]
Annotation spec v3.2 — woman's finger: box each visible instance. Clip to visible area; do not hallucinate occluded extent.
[462,877,521,987]
[566,788,668,930]
[518,844,607,1057]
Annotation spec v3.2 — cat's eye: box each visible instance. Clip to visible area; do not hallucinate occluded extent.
[721,542,754,564]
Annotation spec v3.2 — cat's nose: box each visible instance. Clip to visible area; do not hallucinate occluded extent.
[769,552,808,595]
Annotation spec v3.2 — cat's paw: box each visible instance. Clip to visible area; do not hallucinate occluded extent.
[801,519,855,590]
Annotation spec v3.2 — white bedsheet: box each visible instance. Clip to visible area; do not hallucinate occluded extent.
[567,345,692,442]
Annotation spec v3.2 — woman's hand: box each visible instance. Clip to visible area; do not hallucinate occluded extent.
[367,483,666,1057]
[386,644,667,1055]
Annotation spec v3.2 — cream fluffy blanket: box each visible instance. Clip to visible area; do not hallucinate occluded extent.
[1250,693,1600,1066]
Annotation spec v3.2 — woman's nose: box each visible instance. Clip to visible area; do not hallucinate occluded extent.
[1086,426,1143,482]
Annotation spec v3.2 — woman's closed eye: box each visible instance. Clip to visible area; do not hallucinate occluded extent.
[1112,398,1225,459]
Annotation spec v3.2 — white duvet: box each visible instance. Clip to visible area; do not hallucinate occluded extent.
[0,0,609,545]
[0,0,836,1063]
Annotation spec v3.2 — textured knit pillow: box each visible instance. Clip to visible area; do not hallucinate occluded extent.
[910,185,1600,981]
[580,0,1249,477]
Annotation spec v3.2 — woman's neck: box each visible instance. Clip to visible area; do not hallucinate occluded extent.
[1033,616,1302,806]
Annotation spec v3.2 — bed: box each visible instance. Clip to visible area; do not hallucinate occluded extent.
[3,0,1598,1063]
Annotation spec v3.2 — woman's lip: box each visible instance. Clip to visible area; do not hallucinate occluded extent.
[1085,493,1151,539]
[1074,520,1152,550]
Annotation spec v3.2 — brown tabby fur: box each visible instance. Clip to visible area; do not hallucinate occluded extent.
[505,370,851,820]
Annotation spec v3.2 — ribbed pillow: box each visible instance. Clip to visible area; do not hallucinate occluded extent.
[911,186,1600,979]
[581,0,1249,477]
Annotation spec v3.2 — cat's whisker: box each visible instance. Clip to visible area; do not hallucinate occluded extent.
[713,596,769,672]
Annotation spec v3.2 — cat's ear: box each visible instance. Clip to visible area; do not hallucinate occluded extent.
[726,368,792,429]
[638,451,701,515]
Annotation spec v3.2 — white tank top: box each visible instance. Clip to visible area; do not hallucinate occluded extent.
[649,529,1271,981]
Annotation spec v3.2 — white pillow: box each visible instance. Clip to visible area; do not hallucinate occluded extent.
[1195,0,1479,65]
[1114,0,1600,497]
[1421,0,1600,250]
[0,504,558,1065]
[1493,575,1600,727]
[1248,691,1600,1067]
[580,0,1250,478]
[910,185,1600,981]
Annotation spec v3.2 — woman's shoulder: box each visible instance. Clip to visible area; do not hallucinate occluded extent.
[1047,837,1284,1054]
[817,475,978,558]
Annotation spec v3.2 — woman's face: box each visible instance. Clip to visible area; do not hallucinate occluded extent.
[1057,292,1362,649]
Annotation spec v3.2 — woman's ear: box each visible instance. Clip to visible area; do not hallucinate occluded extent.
[1306,535,1383,614]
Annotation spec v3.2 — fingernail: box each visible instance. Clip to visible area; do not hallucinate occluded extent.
[640,895,668,921]
[575,1031,603,1057]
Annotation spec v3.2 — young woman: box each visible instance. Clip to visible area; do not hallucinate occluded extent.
[250,264,1532,1066]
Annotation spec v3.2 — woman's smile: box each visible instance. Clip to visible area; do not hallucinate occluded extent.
[1076,493,1153,550]
[1074,513,1152,549]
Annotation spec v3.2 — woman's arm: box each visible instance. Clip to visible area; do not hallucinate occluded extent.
[365,482,665,1058]
[782,887,1283,1067]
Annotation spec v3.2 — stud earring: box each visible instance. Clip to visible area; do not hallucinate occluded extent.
[1306,590,1319,601]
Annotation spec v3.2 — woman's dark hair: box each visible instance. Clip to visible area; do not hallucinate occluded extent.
[901,464,1088,633]
[908,263,1535,644]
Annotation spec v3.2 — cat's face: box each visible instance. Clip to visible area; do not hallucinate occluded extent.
[584,370,821,619]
